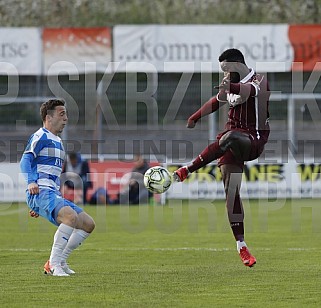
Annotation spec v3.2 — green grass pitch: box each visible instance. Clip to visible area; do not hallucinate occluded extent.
[1,199,321,307]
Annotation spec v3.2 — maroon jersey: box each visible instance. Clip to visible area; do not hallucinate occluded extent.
[189,69,270,144]
[217,69,270,143]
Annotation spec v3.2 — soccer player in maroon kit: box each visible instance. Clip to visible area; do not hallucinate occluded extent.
[173,48,270,267]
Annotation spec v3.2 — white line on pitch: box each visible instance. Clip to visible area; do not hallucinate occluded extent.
[0,247,318,252]
[0,208,26,216]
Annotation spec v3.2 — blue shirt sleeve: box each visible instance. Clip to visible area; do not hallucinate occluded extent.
[20,153,38,184]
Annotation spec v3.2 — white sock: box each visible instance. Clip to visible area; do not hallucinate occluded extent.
[61,229,90,265]
[49,223,74,267]
[236,241,247,253]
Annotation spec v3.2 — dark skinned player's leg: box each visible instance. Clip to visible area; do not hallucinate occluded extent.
[219,131,251,241]
[219,133,256,266]
[220,162,256,267]
[220,164,244,241]
[175,129,256,265]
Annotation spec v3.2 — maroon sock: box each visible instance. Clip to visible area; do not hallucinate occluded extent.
[229,194,244,241]
[230,222,244,242]
[188,142,224,173]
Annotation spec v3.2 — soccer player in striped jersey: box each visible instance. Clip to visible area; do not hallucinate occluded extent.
[20,99,95,276]
[173,48,270,267]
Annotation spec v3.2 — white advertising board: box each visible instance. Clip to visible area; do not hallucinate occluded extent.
[0,163,26,202]
[166,159,321,200]
[113,24,293,72]
[2,159,321,202]
[0,28,42,75]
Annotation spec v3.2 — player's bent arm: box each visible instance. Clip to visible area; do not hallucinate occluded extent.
[229,83,257,98]
[220,83,259,107]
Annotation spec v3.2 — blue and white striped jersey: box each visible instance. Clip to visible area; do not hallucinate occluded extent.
[22,127,65,191]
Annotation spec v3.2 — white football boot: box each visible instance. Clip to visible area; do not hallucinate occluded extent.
[51,265,70,277]
[61,263,76,275]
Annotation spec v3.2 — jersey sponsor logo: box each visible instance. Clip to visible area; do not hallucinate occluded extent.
[227,93,242,107]
[55,158,63,168]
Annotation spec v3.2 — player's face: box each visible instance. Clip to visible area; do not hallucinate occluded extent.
[220,60,235,73]
[46,106,68,135]
[220,61,241,83]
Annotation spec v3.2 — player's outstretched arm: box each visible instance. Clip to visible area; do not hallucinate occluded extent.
[186,95,221,128]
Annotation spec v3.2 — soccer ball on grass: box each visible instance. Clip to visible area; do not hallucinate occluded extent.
[144,166,172,194]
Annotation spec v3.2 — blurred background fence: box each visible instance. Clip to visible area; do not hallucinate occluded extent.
[1,71,321,162]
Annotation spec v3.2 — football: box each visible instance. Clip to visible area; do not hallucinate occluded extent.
[144,166,172,194]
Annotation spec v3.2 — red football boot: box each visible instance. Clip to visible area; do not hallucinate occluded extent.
[43,260,52,275]
[239,246,256,267]
[173,166,190,182]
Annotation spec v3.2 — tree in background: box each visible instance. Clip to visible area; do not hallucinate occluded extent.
[0,0,319,27]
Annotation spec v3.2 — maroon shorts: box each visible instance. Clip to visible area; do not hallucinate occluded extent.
[217,130,265,170]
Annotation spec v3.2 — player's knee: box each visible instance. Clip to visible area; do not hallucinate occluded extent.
[86,217,95,233]
[221,131,250,154]
[223,131,241,143]
[219,131,237,149]
[78,213,95,233]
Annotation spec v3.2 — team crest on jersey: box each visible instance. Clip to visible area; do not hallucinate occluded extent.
[227,93,243,107]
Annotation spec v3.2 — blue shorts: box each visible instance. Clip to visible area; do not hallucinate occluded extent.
[26,189,83,226]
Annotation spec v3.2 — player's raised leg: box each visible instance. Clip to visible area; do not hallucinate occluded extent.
[173,131,250,182]
[172,141,225,182]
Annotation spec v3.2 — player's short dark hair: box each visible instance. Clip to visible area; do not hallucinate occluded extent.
[219,48,246,64]
[40,99,65,122]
